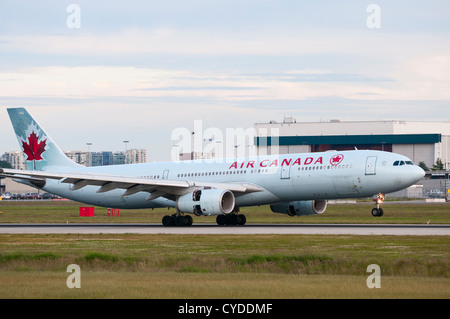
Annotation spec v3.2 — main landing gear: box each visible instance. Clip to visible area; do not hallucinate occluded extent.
[162,212,193,226]
[161,211,247,226]
[371,193,385,217]
[216,213,247,226]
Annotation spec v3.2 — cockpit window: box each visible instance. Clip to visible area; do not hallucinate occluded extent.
[394,160,413,166]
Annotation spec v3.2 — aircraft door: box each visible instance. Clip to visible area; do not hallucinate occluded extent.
[365,156,377,175]
[281,163,291,179]
[162,170,169,180]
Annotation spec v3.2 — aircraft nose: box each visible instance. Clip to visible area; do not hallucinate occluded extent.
[413,165,425,183]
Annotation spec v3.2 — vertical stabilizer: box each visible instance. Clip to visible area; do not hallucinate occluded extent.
[7,108,80,170]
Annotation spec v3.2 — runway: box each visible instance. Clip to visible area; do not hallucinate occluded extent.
[0,223,449,235]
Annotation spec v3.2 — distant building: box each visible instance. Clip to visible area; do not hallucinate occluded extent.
[113,152,126,165]
[125,149,147,164]
[88,150,146,166]
[64,151,89,166]
[179,151,215,161]
[3,149,147,168]
[255,117,450,169]
[1,151,25,170]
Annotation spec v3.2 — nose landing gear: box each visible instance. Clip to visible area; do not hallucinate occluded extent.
[371,193,385,217]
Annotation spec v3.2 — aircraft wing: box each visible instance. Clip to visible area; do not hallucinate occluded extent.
[0,168,263,200]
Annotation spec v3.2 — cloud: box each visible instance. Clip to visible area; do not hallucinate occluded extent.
[389,55,450,100]
[0,58,449,104]
[2,27,449,59]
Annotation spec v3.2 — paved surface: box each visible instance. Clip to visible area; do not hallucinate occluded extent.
[0,223,449,235]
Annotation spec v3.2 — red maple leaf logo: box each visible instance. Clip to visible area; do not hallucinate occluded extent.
[330,154,344,165]
[22,131,47,161]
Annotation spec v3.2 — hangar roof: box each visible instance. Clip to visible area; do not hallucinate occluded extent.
[254,120,450,136]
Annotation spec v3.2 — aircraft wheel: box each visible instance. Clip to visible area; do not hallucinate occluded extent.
[175,215,187,226]
[237,214,246,225]
[216,215,226,226]
[371,208,383,217]
[185,215,193,226]
[217,214,246,226]
[162,215,174,226]
[228,214,238,225]
[162,214,193,226]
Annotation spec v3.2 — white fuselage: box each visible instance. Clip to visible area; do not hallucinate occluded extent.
[41,150,425,209]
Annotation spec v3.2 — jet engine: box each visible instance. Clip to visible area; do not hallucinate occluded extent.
[176,189,235,216]
[270,200,327,216]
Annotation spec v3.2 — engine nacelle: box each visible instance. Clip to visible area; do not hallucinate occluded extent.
[176,189,235,216]
[270,200,327,216]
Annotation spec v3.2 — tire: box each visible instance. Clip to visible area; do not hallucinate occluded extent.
[162,215,174,226]
[185,215,193,226]
[175,216,186,226]
[371,208,384,217]
[216,215,225,226]
[228,214,238,225]
[237,214,246,226]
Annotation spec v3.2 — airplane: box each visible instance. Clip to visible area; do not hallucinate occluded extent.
[0,108,425,226]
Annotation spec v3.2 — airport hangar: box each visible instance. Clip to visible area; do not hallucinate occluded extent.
[254,118,450,171]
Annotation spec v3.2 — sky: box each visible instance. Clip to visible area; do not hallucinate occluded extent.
[1,0,449,162]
